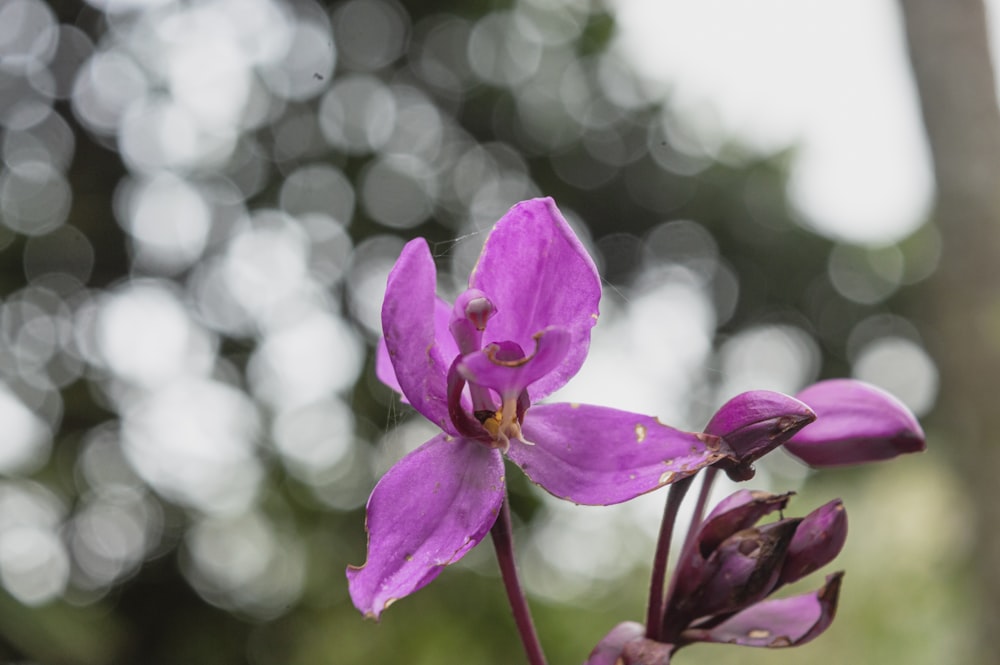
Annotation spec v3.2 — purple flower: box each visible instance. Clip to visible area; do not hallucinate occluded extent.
[348,198,722,618]
[587,491,847,664]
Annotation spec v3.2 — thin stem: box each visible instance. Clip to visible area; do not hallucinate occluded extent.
[645,475,694,640]
[657,468,718,639]
[678,467,718,558]
[491,496,547,665]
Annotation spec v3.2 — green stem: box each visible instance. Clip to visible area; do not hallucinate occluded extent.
[491,496,547,665]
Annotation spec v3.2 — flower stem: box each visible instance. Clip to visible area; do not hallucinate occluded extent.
[491,496,547,665]
[645,475,694,640]
[678,467,717,557]
[657,468,718,639]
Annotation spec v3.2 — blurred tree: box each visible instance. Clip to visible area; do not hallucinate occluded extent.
[899,0,1000,662]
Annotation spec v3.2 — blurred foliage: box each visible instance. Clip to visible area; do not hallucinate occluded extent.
[0,0,955,664]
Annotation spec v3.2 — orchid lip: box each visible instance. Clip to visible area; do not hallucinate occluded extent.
[458,328,571,405]
[446,353,532,452]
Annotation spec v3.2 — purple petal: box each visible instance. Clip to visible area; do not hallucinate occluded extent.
[681,572,843,648]
[706,391,815,479]
[375,336,401,395]
[621,638,675,665]
[664,493,793,638]
[346,434,504,619]
[699,490,793,556]
[779,499,847,585]
[376,297,459,405]
[457,327,571,399]
[448,288,496,355]
[381,240,455,432]
[585,622,647,665]
[470,198,600,401]
[687,520,799,618]
[508,403,722,505]
[785,379,926,467]
[434,296,462,368]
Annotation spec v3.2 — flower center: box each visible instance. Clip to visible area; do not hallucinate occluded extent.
[446,289,533,451]
[474,395,526,449]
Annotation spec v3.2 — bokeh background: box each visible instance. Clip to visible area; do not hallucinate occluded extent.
[0,0,986,663]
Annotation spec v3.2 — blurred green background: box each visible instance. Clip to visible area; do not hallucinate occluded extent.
[0,0,984,663]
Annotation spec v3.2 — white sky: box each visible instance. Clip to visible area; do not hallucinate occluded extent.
[611,0,938,245]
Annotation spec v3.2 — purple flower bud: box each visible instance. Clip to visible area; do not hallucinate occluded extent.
[784,379,926,467]
[706,391,815,480]
[679,519,799,621]
[779,499,848,585]
[665,491,790,617]
[584,622,677,665]
[697,490,792,556]
[659,490,848,651]
[584,622,647,665]
[587,490,850,662]
[621,638,675,665]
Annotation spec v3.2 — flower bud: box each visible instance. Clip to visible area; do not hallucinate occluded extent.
[779,499,847,585]
[688,519,799,619]
[706,391,815,480]
[584,622,647,665]
[784,380,925,467]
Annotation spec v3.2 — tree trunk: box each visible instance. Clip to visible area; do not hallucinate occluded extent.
[898,0,1000,660]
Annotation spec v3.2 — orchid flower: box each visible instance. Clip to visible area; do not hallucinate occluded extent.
[347,198,723,619]
[587,491,847,665]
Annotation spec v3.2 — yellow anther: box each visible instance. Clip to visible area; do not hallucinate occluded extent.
[482,411,503,439]
[475,396,531,451]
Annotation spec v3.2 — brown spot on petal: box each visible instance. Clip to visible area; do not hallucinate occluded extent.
[748,629,770,639]
[769,636,793,647]
[659,471,677,485]
[775,416,798,432]
[696,432,722,450]
[570,402,581,409]
[635,423,648,443]
[405,554,413,562]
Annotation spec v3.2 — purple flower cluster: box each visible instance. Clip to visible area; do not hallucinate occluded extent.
[347,198,926,664]
[589,493,846,664]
